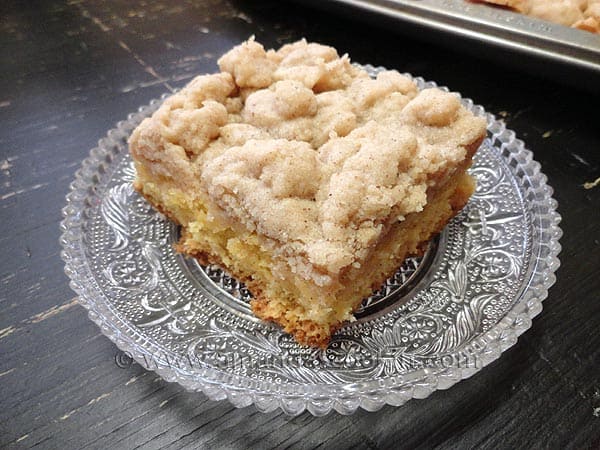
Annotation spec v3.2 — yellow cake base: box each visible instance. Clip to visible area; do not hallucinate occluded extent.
[134,165,475,348]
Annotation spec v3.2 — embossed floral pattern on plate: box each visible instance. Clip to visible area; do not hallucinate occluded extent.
[60,68,561,416]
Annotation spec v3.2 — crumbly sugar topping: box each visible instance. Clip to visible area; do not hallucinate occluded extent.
[130,38,487,285]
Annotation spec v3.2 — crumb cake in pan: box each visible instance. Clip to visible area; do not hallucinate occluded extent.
[129,38,487,348]
[474,0,600,33]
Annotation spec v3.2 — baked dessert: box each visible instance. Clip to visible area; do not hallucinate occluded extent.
[129,38,487,348]
[472,0,600,33]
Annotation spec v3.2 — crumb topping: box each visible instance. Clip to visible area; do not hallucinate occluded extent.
[130,38,487,285]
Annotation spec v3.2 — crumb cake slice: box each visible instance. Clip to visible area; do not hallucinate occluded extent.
[129,38,487,348]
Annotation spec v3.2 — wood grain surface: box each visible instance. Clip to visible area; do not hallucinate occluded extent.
[1,0,599,448]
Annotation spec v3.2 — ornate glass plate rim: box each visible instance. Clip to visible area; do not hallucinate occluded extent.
[60,67,562,416]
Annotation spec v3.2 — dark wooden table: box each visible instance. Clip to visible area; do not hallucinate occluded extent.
[2,0,599,448]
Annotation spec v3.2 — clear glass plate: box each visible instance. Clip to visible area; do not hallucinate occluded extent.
[60,68,562,416]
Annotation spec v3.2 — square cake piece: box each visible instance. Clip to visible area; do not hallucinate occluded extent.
[129,38,487,348]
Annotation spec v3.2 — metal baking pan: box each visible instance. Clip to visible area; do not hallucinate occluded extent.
[307,0,600,88]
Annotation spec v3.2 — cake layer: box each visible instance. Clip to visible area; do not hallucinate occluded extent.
[135,147,476,347]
